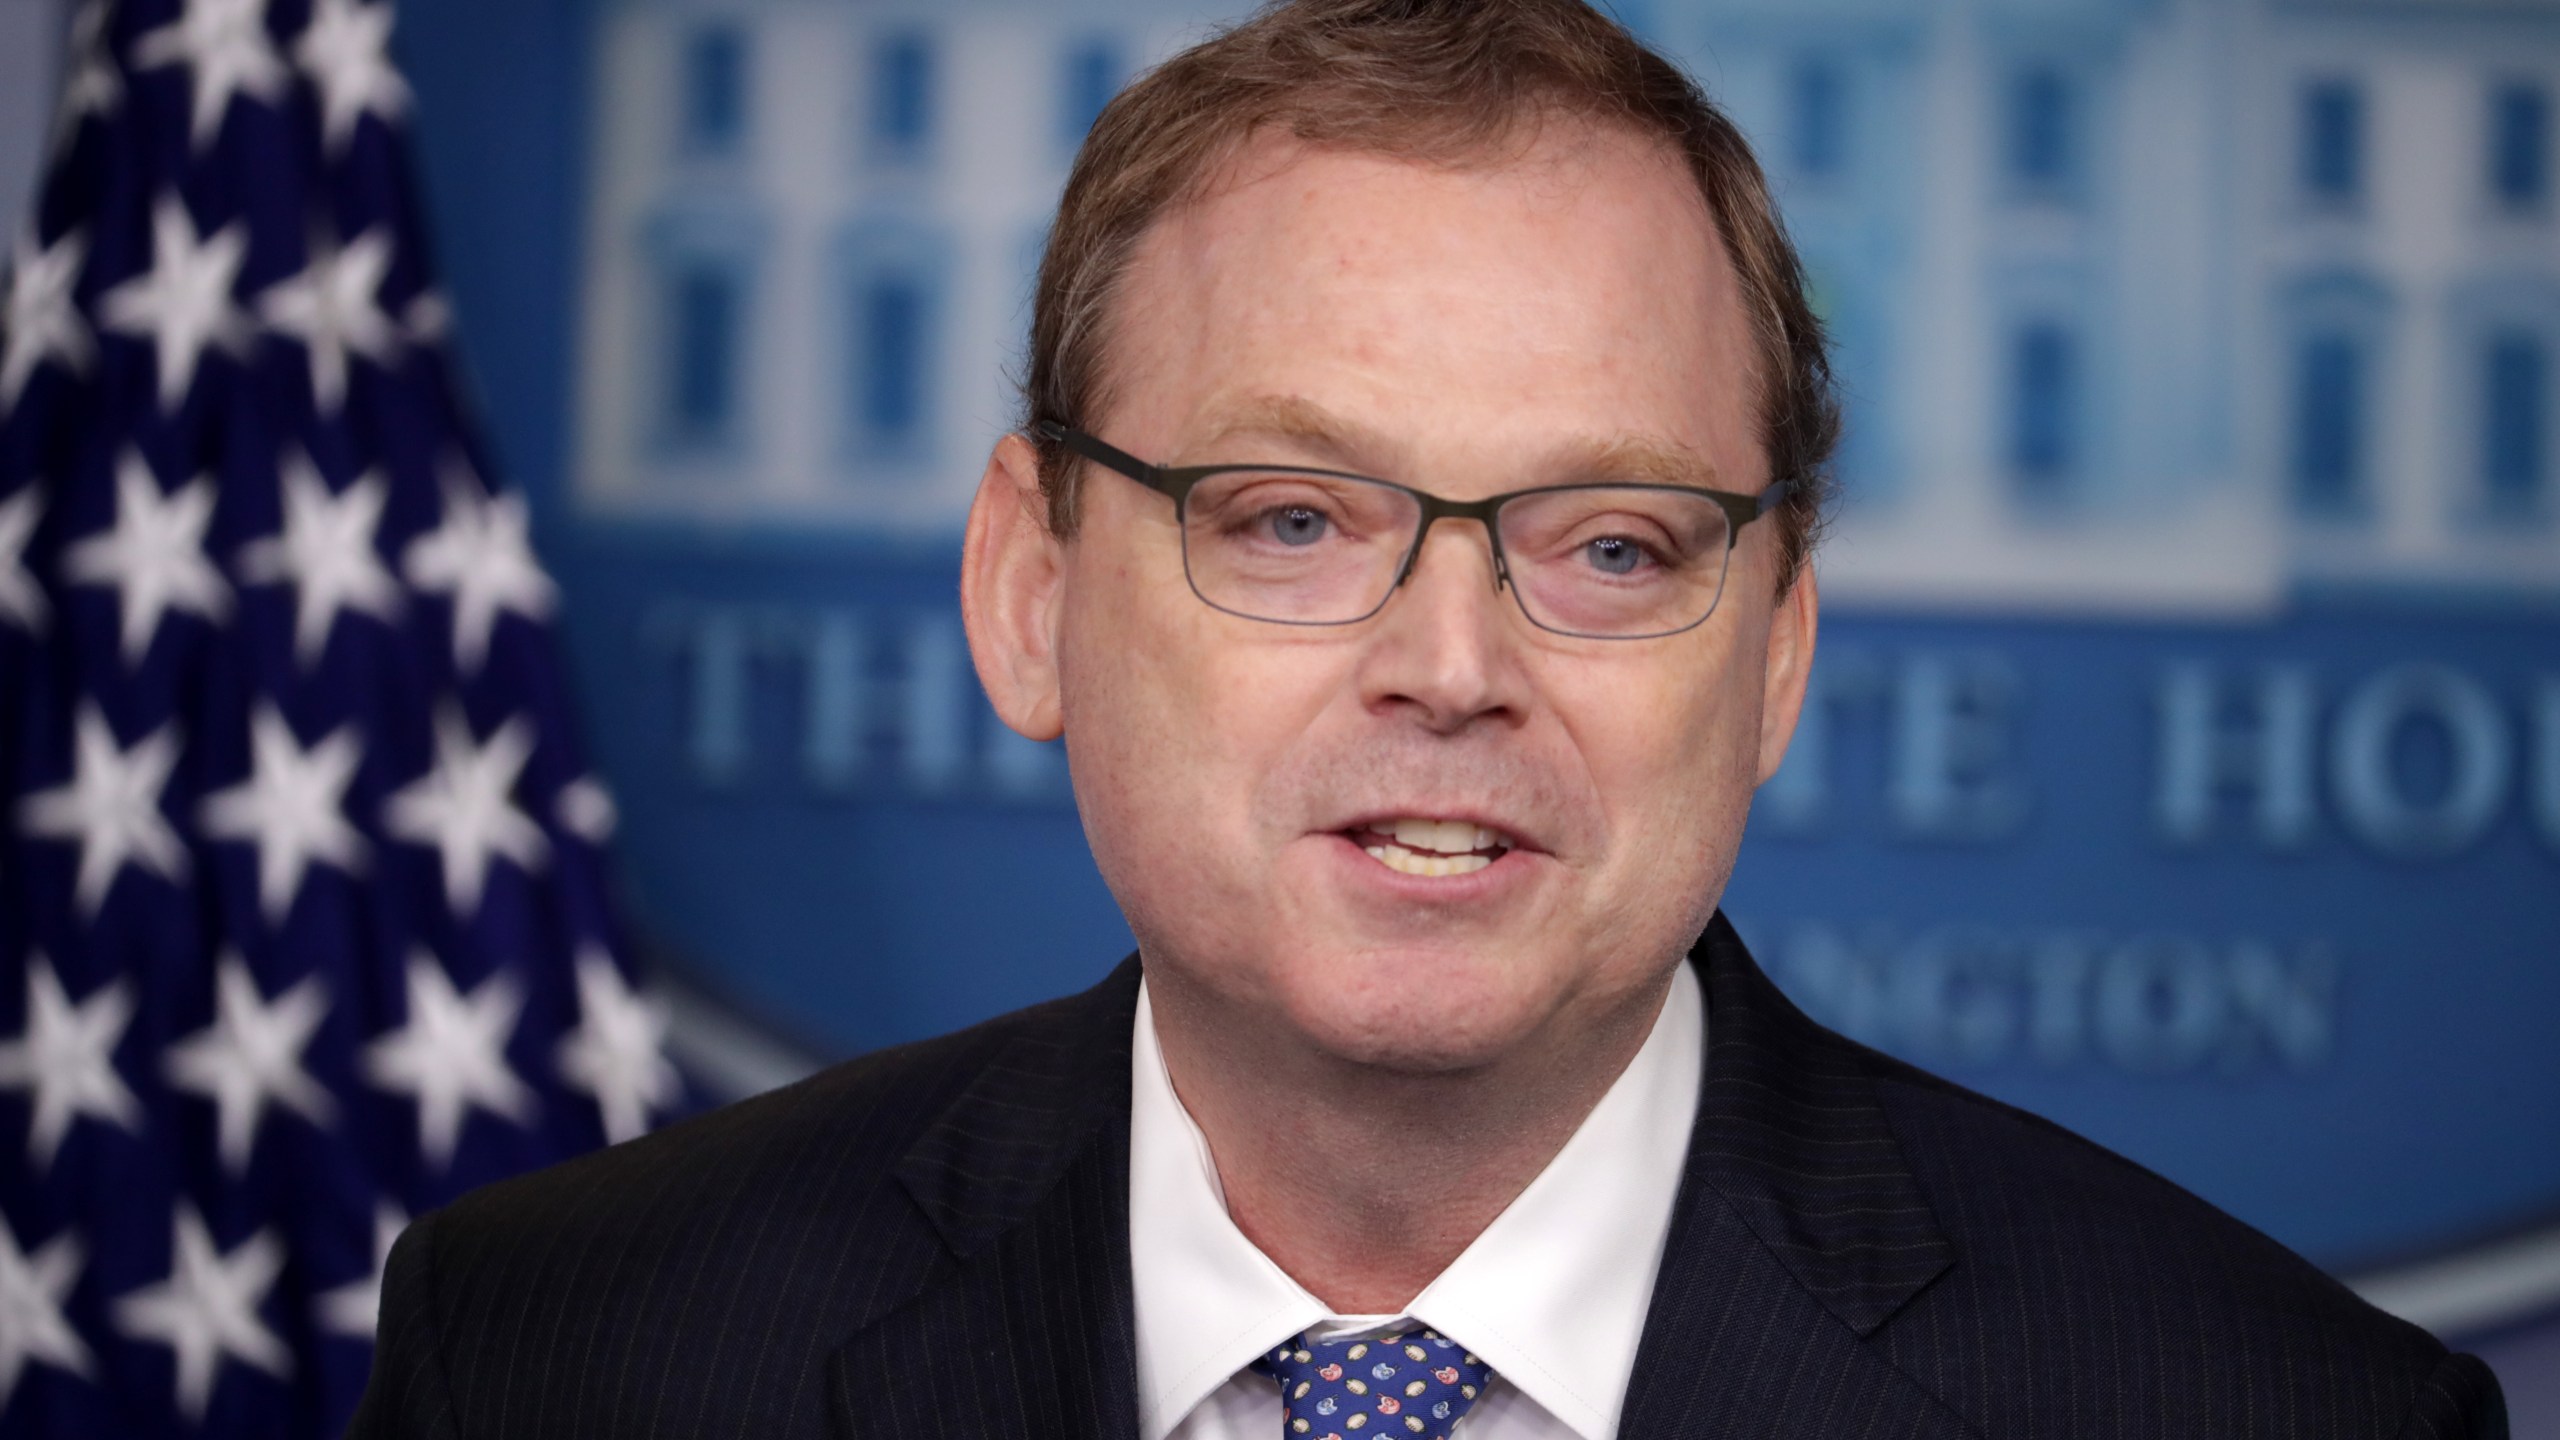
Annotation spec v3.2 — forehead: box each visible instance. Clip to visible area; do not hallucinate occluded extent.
[1096,117,1759,486]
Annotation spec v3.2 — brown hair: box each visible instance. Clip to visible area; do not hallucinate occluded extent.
[1023,0,1838,590]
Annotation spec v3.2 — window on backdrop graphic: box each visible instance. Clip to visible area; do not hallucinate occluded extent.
[870,29,936,166]
[1790,56,1849,181]
[645,209,769,463]
[836,221,949,470]
[1060,37,1125,150]
[2002,62,2082,202]
[681,22,748,158]
[2481,329,2548,513]
[2008,319,2082,502]
[2300,78,2364,210]
[2488,80,2548,211]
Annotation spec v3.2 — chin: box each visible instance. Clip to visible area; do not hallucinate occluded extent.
[1263,939,1560,1075]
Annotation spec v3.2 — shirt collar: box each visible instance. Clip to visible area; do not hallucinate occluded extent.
[1128,962,1705,1440]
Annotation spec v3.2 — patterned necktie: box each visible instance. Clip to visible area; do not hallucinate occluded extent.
[1253,1328,1495,1438]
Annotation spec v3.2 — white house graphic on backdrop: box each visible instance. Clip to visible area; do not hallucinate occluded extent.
[572,0,2560,614]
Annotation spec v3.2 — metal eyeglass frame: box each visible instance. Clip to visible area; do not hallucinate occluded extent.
[1034,421,1793,640]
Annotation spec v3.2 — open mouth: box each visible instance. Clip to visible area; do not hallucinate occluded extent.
[1343,817,1518,878]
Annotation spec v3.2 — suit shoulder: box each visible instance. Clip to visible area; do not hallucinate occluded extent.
[372,976,1133,1438]
[1855,1045,2459,1426]
[412,983,1120,1345]
[1867,1046,2396,1315]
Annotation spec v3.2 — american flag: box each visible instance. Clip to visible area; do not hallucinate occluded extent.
[0,1,680,1434]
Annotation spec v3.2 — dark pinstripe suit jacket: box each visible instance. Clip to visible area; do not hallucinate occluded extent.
[348,915,2507,1439]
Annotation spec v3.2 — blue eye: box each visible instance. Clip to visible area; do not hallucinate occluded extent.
[1267,506,1330,546]
[1583,536,1644,575]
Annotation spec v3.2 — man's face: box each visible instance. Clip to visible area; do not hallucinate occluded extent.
[967,118,1814,1074]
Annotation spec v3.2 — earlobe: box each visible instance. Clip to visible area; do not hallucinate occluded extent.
[960,433,1067,742]
[1753,565,1819,786]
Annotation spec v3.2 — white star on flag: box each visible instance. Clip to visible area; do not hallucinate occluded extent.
[402,464,557,674]
[164,955,336,1174]
[362,952,535,1169]
[48,0,123,156]
[98,195,253,411]
[18,704,188,917]
[200,705,369,923]
[558,946,677,1144]
[296,0,411,153]
[62,450,232,665]
[405,289,451,343]
[257,228,400,415]
[111,1204,291,1423]
[317,1202,406,1339]
[0,487,45,635]
[132,0,292,150]
[0,1215,92,1411]
[236,448,401,665]
[384,706,548,918]
[556,774,618,843]
[0,956,141,1171]
[2,226,93,412]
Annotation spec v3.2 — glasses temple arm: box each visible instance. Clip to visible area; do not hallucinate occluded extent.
[1034,422,1162,486]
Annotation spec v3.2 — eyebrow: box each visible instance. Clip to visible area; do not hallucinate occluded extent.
[1568,435,1725,491]
[1188,393,1727,492]
[1189,394,1390,471]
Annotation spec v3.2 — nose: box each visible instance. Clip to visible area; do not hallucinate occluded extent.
[1352,515,1529,735]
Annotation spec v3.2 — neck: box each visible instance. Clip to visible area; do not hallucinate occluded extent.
[1147,965,1677,1316]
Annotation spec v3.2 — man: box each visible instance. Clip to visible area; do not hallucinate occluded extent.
[352,2,2507,1436]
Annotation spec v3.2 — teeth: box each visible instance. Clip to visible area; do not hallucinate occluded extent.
[1381,817,1510,854]
[1356,817,1513,875]
[1387,817,1473,853]
[1366,842,1495,877]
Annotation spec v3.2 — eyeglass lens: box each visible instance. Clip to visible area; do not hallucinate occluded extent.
[1177,469,1736,637]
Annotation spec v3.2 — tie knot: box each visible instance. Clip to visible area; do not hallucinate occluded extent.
[1253,1329,1494,1438]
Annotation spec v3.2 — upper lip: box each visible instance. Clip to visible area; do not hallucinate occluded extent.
[1329,808,1542,853]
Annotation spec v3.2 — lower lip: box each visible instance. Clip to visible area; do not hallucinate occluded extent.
[1317,832,1540,901]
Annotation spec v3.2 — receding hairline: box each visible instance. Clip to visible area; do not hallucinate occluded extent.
[1069,110,1756,472]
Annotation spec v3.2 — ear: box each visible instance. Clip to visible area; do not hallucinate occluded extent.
[960,432,1067,742]
[1754,564,1819,786]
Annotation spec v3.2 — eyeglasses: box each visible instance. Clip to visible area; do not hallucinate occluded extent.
[1036,423,1789,640]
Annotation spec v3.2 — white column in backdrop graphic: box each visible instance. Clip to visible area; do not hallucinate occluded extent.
[0,0,67,245]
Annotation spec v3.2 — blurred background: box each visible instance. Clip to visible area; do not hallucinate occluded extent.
[2,0,2556,1428]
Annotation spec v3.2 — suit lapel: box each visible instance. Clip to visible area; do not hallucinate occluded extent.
[1620,915,1980,1438]
[827,959,1145,1440]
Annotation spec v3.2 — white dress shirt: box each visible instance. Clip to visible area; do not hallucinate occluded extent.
[1129,962,1705,1440]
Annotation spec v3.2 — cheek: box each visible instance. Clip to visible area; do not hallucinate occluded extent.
[1575,673,1760,961]
[1563,643,1766,879]
[1057,564,1213,874]
[1054,553,1342,940]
